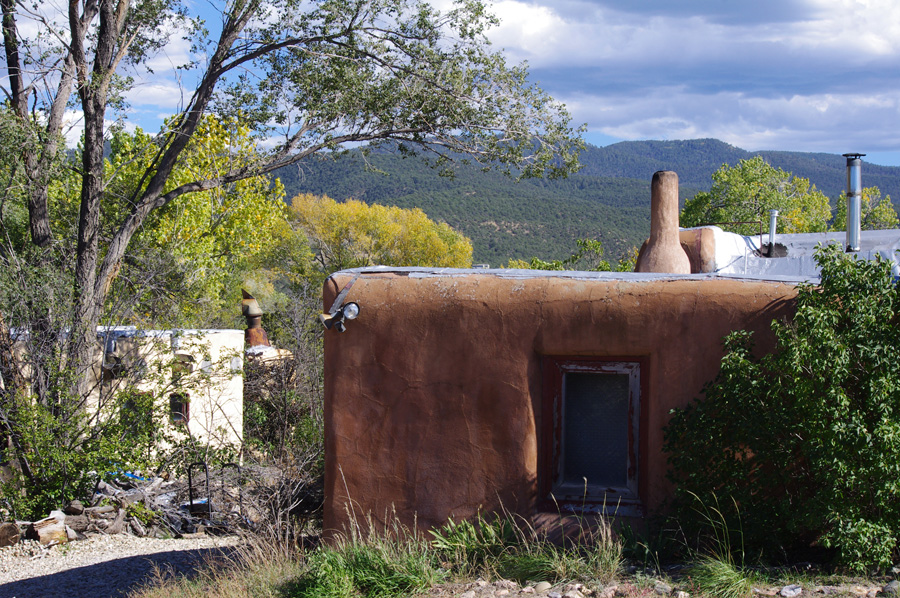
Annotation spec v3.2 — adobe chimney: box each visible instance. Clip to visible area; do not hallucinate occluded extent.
[635,171,691,274]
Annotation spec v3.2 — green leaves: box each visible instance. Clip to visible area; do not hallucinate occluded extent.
[680,156,831,234]
[832,186,899,232]
[665,244,900,571]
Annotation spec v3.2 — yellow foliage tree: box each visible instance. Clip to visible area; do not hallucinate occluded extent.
[289,194,473,273]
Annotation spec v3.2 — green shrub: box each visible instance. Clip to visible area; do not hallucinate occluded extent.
[665,244,900,572]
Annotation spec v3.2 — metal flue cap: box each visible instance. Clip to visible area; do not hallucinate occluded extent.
[241,289,263,317]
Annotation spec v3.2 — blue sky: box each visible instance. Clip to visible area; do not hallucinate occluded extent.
[106,0,900,166]
[477,0,900,166]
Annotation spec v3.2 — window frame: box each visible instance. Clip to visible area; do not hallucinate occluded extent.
[169,393,190,425]
[540,356,645,515]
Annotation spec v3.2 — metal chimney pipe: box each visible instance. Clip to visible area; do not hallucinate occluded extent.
[844,153,865,252]
[768,209,778,255]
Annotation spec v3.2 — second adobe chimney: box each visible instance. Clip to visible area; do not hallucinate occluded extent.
[241,289,270,347]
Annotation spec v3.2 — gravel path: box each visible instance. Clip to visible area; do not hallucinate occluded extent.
[0,534,243,598]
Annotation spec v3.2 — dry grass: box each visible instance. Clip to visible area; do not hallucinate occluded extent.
[128,536,306,598]
[129,508,623,598]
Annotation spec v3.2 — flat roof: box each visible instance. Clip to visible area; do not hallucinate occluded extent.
[328,266,811,285]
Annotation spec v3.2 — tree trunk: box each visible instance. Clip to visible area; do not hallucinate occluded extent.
[0,522,19,547]
[25,510,68,545]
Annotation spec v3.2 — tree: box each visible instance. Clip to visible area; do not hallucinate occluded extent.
[290,193,473,272]
[665,244,900,571]
[104,117,294,326]
[0,0,582,398]
[505,238,636,272]
[680,156,831,235]
[831,186,899,232]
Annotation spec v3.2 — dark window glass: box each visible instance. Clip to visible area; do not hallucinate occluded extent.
[562,372,629,488]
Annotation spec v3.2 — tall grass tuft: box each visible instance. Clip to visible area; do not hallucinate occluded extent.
[430,510,622,585]
[684,493,756,598]
[292,514,444,598]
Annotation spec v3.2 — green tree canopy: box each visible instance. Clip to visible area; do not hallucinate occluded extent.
[681,156,831,235]
[505,239,636,272]
[103,117,295,326]
[832,186,899,232]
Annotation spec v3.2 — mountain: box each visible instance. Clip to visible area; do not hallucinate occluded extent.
[273,139,900,265]
[583,139,900,200]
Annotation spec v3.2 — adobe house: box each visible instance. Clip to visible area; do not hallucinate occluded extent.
[322,165,900,534]
[91,327,246,447]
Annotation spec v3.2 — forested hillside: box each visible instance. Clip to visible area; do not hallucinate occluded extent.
[274,140,900,265]
[275,151,674,264]
[584,139,900,199]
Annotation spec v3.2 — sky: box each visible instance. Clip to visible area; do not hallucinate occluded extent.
[35,0,900,167]
[477,0,900,166]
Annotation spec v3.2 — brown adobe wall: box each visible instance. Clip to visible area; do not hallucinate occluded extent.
[322,271,797,536]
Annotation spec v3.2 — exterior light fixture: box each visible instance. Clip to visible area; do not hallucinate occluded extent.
[318,302,361,333]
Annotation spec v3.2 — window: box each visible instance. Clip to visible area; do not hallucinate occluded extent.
[541,357,643,514]
[169,393,189,424]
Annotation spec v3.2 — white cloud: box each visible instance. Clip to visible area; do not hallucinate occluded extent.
[789,0,900,56]
[563,88,900,154]
[61,110,139,148]
[474,0,900,161]
[125,81,186,110]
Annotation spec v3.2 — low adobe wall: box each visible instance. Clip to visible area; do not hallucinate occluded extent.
[322,270,797,535]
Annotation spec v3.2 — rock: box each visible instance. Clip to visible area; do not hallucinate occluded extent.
[0,522,20,547]
[65,525,77,541]
[65,514,89,533]
[780,585,802,598]
[655,583,673,596]
[460,592,476,598]
[549,592,563,598]
[564,591,584,598]
[535,582,553,593]
[675,591,690,598]
[496,580,519,590]
[497,591,509,596]
[522,588,536,594]
[883,582,900,596]
[63,500,84,515]
[598,587,617,598]
[814,587,840,595]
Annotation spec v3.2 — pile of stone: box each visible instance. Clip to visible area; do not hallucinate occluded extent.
[0,472,248,549]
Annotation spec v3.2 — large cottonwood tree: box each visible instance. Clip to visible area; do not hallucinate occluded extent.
[0,0,582,397]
